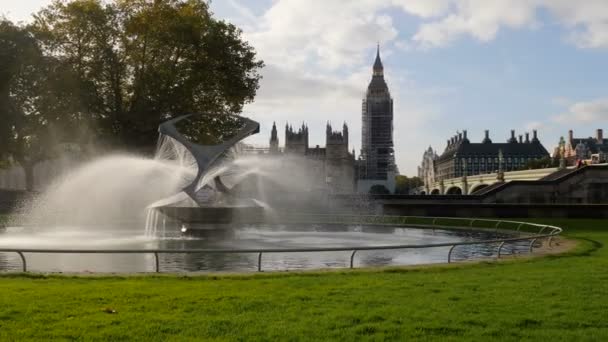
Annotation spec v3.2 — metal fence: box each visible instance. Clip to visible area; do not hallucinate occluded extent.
[0,215,562,273]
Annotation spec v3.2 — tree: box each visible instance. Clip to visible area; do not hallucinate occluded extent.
[31,0,264,149]
[1,1,263,188]
[369,184,390,195]
[394,175,423,194]
[520,156,559,170]
[0,20,82,190]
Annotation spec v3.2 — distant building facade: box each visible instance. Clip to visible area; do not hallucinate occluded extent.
[358,46,396,193]
[417,146,438,193]
[560,129,608,164]
[433,129,550,182]
[244,122,356,194]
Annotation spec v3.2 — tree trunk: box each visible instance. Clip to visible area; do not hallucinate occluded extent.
[23,163,35,192]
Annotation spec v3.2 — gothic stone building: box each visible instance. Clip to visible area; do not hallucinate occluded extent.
[557,129,608,164]
[358,46,396,193]
[418,146,438,193]
[434,129,550,182]
[266,122,356,194]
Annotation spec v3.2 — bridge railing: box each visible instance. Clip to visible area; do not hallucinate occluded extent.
[0,215,562,273]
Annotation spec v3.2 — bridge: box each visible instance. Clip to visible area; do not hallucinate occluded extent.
[416,167,564,195]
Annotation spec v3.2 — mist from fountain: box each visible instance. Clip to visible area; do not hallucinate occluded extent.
[14,126,336,238]
[18,154,194,229]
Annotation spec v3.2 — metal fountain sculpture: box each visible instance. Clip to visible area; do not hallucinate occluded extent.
[151,113,263,235]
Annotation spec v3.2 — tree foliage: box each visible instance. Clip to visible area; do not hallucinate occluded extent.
[0,0,264,189]
[31,0,264,148]
[0,20,82,189]
[520,156,559,170]
[394,175,423,194]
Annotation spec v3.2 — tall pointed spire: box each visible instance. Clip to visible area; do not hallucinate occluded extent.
[373,43,383,76]
[270,121,277,140]
[270,121,279,153]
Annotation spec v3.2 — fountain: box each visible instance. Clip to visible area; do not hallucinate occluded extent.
[145,113,266,236]
[0,113,543,273]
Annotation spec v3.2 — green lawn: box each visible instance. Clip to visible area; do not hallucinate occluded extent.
[0,218,607,341]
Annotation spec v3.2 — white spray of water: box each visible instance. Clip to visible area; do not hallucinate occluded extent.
[20,154,195,229]
[16,130,337,237]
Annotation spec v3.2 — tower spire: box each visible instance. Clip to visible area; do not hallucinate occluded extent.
[270,121,279,153]
[373,44,383,76]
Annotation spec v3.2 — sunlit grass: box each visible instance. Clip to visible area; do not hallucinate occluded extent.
[0,218,606,341]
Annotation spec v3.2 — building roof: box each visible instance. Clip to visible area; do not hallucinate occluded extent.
[570,137,608,154]
[367,76,389,95]
[366,45,390,97]
[437,141,549,162]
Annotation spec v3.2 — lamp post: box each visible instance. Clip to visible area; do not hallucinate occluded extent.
[462,159,468,195]
[497,149,505,182]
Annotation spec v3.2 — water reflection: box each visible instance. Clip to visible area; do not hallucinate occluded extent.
[0,224,532,273]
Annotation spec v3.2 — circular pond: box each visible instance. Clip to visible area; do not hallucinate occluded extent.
[0,223,531,273]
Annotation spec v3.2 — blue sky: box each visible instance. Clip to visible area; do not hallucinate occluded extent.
[4,1,608,175]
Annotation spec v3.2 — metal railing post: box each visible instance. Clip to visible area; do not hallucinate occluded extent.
[448,245,456,263]
[469,219,476,227]
[529,238,538,253]
[494,220,502,232]
[516,223,524,236]
[257,252,263,272]
[16,251,27,272]
[497,241,505,258]
[350,250,357,269]
[154,252,160,273]
[548,236,553,248]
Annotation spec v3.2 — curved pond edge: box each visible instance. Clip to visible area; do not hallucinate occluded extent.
[0,214,569,274]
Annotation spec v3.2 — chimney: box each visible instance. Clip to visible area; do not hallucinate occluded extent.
[568,130,573,141]
[525,132,530,143]
[447,139,451,147]
[518,135,523,143]
[463,130,468,140]
[597,129,604,142]
[482,130,491,144]
[508,129,516,143]
[533,129,538,141]
[458,132,463,141]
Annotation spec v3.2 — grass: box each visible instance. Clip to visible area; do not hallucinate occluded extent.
[0,218,607,341]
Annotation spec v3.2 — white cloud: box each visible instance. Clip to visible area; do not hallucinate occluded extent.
[554,98,608,123]
[410,0,608,49]
[545,0,608,49]
[525,121,545,131]
[216,0,608,173]
[223,0,444,175]
[391,0,452,19]
[245,1,400,71]
[1,0,53,23]
[412,0,540,48]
